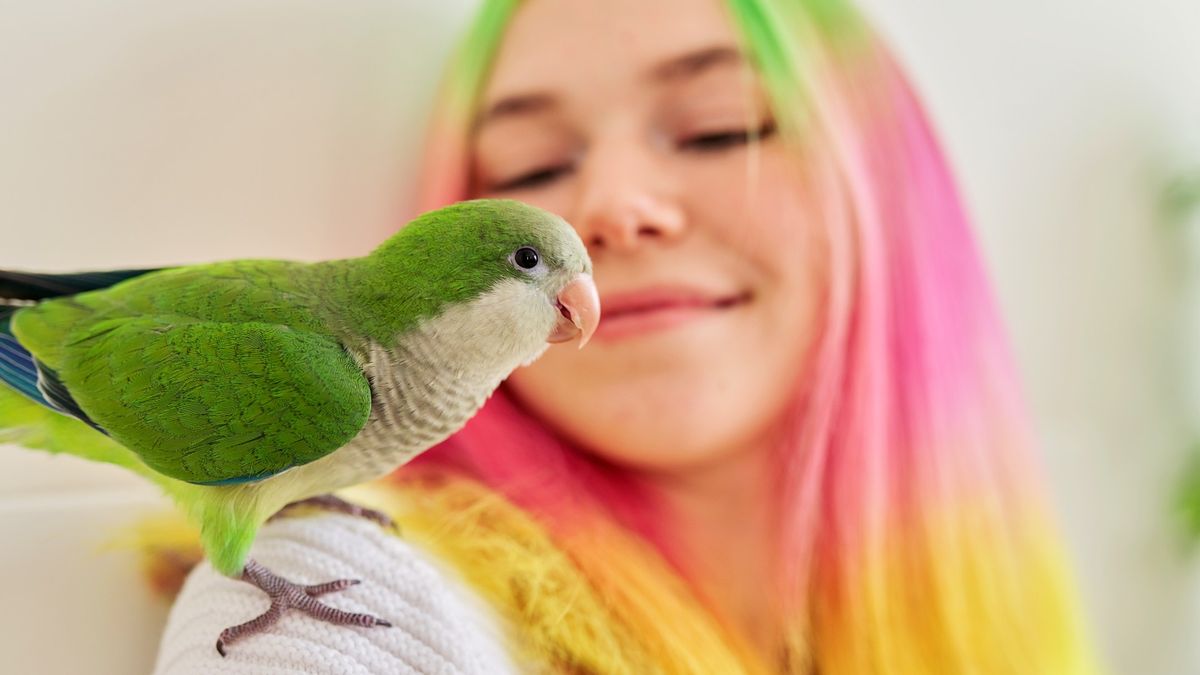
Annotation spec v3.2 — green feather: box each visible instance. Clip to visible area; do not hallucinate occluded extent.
[67,319,371,484]
[0,384,147,473]
[1,198,589,577]
[0,384,261,575]
[340,199,590,342]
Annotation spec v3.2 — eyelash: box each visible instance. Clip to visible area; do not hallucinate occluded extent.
[488,120,777,192]
[492,165,574,192]
[678,120,777,153]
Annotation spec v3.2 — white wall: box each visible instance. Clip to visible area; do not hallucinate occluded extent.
[0,1,477,672]
[1,1,1197,673]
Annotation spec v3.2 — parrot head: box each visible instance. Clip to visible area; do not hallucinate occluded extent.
[363,199,599,367]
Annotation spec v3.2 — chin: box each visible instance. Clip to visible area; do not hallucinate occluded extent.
[583,425,754,473]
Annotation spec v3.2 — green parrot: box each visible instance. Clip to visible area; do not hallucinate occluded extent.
[0,198,599,655]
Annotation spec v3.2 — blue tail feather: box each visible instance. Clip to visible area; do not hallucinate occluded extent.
[0,267,162,430]
[0,319,46,405]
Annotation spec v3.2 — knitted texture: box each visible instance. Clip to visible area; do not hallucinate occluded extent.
[153,513,518,675]
[148,474,770,674]
[360,475,768,674]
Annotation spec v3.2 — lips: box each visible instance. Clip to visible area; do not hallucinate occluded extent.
[594,286,751,341]
[602,288,750,317]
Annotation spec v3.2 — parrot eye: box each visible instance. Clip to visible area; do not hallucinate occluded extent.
[512,247,540,270]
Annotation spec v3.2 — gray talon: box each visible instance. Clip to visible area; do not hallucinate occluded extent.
[213,559,390,656]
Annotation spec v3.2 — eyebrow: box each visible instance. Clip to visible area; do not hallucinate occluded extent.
[650,44,744,82]
[474,45,745,131]
[474,92,557,131]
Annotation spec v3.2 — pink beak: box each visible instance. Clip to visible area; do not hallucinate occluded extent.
[548,273,600,348]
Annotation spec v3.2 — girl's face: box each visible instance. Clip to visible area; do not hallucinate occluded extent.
[471,0,827,471]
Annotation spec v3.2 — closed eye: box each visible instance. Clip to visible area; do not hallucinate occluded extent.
[678,120,777,152]
[491,165,574,192]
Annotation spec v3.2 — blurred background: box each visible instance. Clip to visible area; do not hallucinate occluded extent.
[1,1,1197,672]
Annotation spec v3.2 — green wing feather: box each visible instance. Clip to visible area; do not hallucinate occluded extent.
[10,261,372,485]
[64,318,371,484]
[0,385,151,475]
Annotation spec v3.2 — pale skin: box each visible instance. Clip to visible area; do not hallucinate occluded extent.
[471,0,830,661]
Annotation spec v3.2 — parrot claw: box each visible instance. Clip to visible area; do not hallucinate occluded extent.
[215,560,391,657]
[269,494,398,532]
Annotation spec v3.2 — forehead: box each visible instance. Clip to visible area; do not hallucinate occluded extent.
[483,0,739,103]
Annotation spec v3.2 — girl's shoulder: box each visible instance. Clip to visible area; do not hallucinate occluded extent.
[153,512,518,675]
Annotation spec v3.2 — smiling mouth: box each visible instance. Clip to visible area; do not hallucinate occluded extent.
[595,288,752,341]
[602,292,750,318]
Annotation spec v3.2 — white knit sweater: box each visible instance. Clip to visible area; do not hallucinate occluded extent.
[153,513,519,674]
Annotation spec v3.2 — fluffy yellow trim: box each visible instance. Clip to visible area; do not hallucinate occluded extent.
[350,473,774,675]
[131,472,771,673]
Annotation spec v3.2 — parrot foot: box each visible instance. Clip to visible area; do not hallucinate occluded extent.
[215,559,391,656]
[269,494,395,531]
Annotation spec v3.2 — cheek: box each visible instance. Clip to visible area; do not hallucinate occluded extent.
[677,145,823,287]
[505,146,830,469]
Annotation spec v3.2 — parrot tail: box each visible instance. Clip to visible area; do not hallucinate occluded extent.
[0,267,162,474]
[0,383,147,470]
[0,268,161,307]
[0,267,160,411]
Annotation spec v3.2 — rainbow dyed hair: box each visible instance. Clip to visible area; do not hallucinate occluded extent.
[402,0,1103,672]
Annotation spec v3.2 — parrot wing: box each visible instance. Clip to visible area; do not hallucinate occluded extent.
[44,316,372,485]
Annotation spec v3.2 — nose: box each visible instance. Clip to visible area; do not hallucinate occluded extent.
[571,139,685,252]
